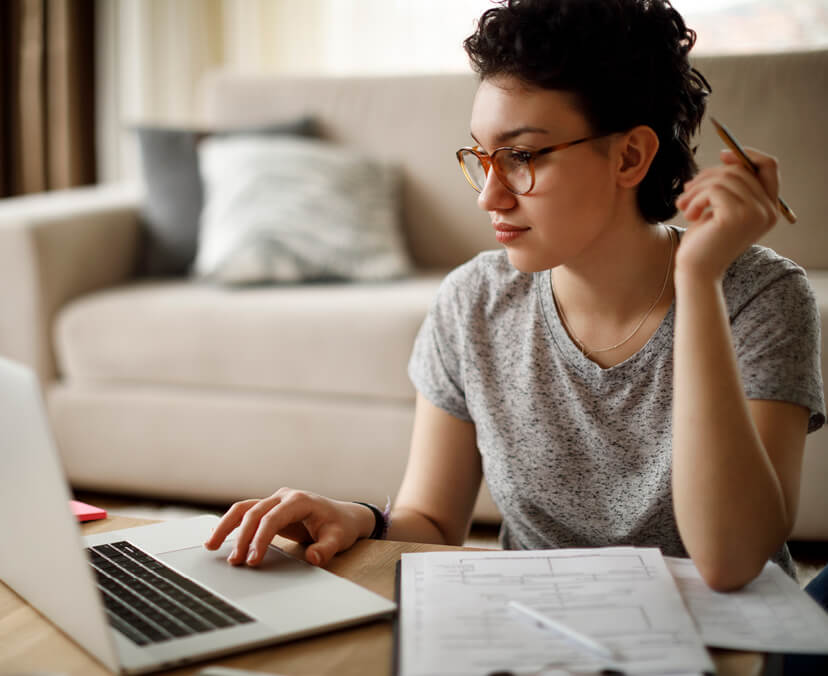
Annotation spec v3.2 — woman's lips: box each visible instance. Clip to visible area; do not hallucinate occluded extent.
[494,223,530,244]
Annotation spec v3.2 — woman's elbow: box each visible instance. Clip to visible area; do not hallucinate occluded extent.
[689,522,791,592]
[695,556,765,592]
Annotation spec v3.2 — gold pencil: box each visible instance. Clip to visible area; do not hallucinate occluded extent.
[709,116,797,224]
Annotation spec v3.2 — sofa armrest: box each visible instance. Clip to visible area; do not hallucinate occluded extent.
[0,183,144,382]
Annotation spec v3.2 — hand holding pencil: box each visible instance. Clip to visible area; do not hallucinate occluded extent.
[710,116,797,224]
[675,116,792,280]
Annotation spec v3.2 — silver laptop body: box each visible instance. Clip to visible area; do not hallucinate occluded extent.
[0,357,396,674]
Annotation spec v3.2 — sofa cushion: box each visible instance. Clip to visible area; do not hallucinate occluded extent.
[135,117,317,277]
[54,274,445,400]
[194,135,412,283]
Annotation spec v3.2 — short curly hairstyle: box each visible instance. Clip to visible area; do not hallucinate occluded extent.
[463,0,710,223]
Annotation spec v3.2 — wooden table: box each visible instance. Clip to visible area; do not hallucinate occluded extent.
[0,515,764,675]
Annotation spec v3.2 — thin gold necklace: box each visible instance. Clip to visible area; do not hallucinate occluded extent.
[550,225,675,359]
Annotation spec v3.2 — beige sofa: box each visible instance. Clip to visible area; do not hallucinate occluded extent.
[1,49,826,540]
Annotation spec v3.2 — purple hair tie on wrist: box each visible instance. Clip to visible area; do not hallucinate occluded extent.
[354,497,392,539]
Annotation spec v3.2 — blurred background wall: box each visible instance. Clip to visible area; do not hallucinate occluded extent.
[2,0,826,195]
[95,0,828,185]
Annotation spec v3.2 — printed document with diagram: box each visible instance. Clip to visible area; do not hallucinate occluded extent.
[398,547,714,676]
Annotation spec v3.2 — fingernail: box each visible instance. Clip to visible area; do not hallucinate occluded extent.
[309,551,321,565]
[228,548,239,563]
[247,548,258,564]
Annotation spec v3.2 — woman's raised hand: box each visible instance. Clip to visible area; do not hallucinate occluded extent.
[675,147,781,281]
[204,488,374,567]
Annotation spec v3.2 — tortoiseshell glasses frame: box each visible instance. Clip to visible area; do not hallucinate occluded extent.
[456,134,607,195]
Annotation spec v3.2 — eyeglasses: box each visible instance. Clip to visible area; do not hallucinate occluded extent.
[456,134,605,195]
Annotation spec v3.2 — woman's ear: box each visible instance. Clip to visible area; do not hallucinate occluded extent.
[615,125,659,188]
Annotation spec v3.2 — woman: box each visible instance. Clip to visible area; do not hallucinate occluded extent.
[205,0,825,591]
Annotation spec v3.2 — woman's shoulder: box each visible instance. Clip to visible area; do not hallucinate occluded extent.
[428,250,536,323]
[670,225,811,318]
[723,242,811,316]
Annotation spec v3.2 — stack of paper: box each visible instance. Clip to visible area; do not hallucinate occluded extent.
[666,557,828,653]
[398,546,828,676]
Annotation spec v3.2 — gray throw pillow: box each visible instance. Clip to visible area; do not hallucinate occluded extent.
[135,117,316,276]
[194,135,412,284]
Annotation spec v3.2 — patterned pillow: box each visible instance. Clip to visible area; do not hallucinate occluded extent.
[193,135,412,283]
[134,117,316,276]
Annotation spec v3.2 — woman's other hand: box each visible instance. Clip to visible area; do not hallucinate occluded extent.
[675,147,780,281]
[203,488,375,567]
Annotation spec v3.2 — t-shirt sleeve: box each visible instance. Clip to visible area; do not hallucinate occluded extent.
[731,269,826,433]
[407,274,473,422]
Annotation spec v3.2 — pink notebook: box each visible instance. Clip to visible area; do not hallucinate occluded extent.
[70,499,107,522]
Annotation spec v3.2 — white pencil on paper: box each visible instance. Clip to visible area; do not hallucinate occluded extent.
[508,599,619,662]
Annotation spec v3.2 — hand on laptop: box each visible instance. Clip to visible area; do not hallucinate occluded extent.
[204,488,376,568]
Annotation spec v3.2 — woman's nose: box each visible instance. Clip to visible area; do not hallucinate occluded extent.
[477,169,517,212]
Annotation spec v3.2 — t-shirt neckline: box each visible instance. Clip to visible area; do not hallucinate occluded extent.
[536,225,680,376]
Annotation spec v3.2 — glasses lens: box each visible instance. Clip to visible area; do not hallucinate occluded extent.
[459,150,487,192]
[494,149,532,195]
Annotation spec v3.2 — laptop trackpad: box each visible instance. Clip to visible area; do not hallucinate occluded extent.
[158,542,316,601]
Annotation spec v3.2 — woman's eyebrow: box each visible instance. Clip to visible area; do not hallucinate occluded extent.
[470,125,551,146]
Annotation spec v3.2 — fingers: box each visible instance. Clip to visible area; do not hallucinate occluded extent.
[243,496,317,566]
[677,162,777,231]
[720,147,780,204]
[203,498,260,550]
[681,163,768,209]
[228,491,295,565]
[203,491,286,560]
[681,172,766,223]
[305,529,344,567]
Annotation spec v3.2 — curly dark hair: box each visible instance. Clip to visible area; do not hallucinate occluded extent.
[463,0,710,223]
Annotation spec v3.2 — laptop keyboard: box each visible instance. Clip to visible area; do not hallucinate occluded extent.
[86,540,254,646]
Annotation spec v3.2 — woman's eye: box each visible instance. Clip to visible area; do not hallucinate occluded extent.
[510,150,532,164]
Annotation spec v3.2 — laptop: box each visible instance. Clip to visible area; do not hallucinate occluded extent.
[0,356,396,674]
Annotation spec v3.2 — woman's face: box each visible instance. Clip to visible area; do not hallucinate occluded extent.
[469,75,623,272]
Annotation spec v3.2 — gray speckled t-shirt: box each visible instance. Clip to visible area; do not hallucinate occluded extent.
[408,227,825,578]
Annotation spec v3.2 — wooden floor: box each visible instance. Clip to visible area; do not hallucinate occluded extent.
[74,490,828,588]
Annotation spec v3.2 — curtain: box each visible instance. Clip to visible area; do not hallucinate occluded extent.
[0,0,96,197]
[95,0,225,183]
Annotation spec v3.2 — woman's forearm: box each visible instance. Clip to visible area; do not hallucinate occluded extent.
[352,502,451,545]
[672,267,790,590]
[385,507,458,545]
